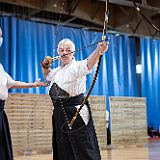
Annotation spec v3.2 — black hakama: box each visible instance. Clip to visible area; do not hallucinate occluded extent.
[0,100,13,160]
[49,83,101,160]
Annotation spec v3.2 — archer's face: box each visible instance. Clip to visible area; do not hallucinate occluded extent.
[58,41,74,66]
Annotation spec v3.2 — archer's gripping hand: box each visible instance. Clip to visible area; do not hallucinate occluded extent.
[97,41,109,55]
[41,56,53,69]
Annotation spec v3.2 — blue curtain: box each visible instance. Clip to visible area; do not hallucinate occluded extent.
[0,16,138,112]
[140,37,160,130]
[99,34,138,109]
[0,17,56,94]
[106,34,138,96]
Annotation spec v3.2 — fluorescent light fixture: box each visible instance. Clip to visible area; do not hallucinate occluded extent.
[136,64,142,74]
[115,33,120,36]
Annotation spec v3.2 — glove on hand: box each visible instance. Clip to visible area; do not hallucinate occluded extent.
[41,56,53,69]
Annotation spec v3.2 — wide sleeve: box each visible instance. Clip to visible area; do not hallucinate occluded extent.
[6,72,16,88]
[75,59,91,78]
[46,67,60,81]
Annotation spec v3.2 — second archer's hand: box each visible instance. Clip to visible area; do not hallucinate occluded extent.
[34,78,45,87]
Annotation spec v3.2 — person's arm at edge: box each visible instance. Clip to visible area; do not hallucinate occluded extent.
[11,79,45,88]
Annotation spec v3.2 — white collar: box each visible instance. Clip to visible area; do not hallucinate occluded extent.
[61,58,76,68]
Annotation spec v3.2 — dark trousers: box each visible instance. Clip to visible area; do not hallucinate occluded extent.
[0,99,13,160]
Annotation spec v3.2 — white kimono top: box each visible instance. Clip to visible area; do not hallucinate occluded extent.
[46,59,91,124]
[0,63,15,100]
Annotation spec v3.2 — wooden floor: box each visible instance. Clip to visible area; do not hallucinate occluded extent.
[15,141,160,160]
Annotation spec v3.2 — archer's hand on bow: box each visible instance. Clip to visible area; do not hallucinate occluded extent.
[41,56,54,69]
[97,41,109,55]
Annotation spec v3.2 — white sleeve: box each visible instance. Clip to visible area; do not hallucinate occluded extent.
[6,73,16,88]
[46,70,54,81]
[75,59,91,78]
[46,67,59,81]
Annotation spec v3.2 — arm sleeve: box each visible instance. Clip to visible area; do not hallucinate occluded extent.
[46,68,58,81]
[6,73,16,88]
[75,59,91,78]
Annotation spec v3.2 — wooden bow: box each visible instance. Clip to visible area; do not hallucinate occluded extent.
[69,0,109,129]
